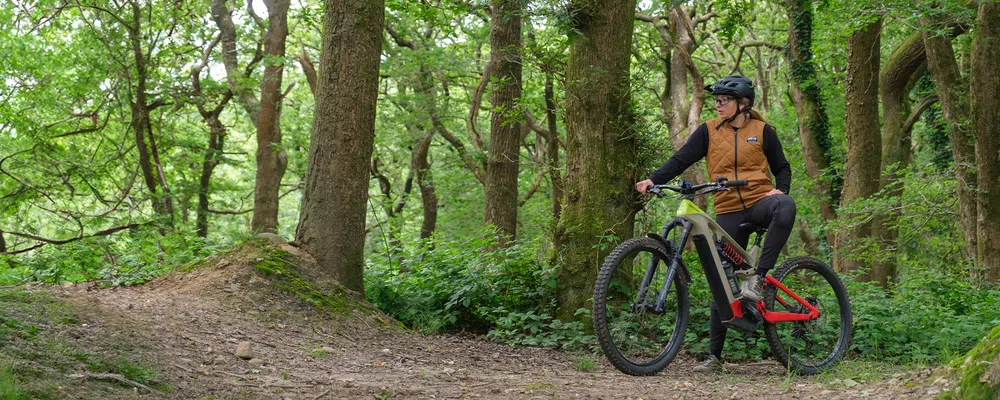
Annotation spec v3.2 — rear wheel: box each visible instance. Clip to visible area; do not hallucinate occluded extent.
[763,256,852,375]
[593,236,689,376]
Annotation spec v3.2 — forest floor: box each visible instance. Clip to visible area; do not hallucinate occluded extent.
[1,241,959,399]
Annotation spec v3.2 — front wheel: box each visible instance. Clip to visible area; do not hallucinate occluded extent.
[593,236,689,376]
[763,256,853,375]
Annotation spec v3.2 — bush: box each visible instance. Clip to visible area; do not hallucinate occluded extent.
[365,229,593,350]
[0,227,231,286]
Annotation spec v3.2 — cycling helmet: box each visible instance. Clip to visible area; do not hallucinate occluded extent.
[705,75,755,108]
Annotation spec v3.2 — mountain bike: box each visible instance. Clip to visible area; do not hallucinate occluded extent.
[592,178,853,376]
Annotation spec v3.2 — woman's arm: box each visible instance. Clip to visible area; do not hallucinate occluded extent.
[762,124,791,194]
[648,123,709,184]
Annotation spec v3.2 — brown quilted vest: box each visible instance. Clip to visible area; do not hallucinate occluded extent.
[705,117,774,214]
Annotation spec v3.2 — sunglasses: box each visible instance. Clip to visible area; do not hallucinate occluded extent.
[714,97,734,107]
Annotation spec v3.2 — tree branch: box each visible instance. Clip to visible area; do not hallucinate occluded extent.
[904,94,938,134]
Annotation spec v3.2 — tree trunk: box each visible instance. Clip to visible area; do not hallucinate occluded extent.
[971,2,1000,283]
[545,72,563,248]
[784,0,838,235]
[295,0,384,292]
[556,0,638,321]
[251,0,290,234]
[413,130,437,240]
[921,17,979,269]
[836,19,882,276]
[867,31,927,287]
[197,114,227,238]
[128,0,172,225]
[670,8,708,207]
[483,0,522,245]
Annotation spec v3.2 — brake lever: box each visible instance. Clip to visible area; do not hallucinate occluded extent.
[648,186,667,198]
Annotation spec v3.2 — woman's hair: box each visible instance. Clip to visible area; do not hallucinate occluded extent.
[737,97,765,122]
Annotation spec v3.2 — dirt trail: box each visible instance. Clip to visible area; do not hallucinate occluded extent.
[43,245,951,399]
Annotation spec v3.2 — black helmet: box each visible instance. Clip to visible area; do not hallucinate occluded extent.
[705,75,755,108]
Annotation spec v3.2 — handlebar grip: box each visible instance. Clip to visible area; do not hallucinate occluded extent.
[724,180,748,187]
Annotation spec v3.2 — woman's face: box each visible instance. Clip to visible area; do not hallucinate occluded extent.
[714,95,737,119]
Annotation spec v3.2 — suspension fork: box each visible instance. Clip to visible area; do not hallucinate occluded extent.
[634,218,692,314]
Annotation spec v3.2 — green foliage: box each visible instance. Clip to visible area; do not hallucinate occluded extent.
[849,274,1000,364]
[0,229,230,286]
[0,362,27,400]
[366,230,594,350]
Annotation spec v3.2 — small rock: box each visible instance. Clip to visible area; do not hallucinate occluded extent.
[382,348,392,356]
[933,376,948,385]
[235,341,254,360]
[257,232,287,245]
[844,379,859,388]
[442,368,455,375]
[321,346,336,353]
[248,358,264,367]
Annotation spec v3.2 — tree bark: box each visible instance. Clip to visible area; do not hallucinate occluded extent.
[127,0,173,224]
[868,31,927,287]
[295,0,384,292]
[483,0,522,245]
[251,0,290,234]
[784,0,839,235]
[971,2,1000,283]
[556,0,638,321]
[544,72,563,248]
[836,18,882,276]
[413,130,437,240]
[197,112,227,238]
[921,17,979,269]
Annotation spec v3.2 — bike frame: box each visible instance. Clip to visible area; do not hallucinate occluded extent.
[639,197,820,327]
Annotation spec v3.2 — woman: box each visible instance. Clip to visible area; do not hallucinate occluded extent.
[634,75,796,372]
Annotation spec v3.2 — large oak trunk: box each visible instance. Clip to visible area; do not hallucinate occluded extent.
[295,0,384,292]
[971,2,1000,282]
[870,31,926,287]
[555,0,639,321]
[921,18,979,271]
[836,19,882,276]
[483,0,522,245]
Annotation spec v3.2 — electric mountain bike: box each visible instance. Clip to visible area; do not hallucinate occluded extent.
[593,178,853,376]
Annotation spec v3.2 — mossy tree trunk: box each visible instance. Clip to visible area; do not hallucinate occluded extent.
[483,0,522,245]
[870,31,927,287]
[920,17,979,271]
[556,0,639,321]
[784,0,838,235]
[296,0,384,293]
[836,18,881,276]
[971,2,1000,283]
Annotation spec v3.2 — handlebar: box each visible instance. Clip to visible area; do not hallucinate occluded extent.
[646,179,747,198]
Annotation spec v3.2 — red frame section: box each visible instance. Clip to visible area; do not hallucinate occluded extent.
[756,275,821,323]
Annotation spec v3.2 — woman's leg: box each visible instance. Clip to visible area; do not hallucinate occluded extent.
[704,211,749,361]
[747,194,797,274]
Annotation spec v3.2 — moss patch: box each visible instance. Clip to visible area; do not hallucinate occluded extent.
[939,325,1000,400]
[246,241,372,316]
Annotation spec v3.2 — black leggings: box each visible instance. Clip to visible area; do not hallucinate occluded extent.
[707,193,796,358]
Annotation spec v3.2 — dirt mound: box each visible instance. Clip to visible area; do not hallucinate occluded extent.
[139,238,395,331]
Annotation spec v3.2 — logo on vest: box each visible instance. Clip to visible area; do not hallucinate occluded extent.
[746,136,758,143]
